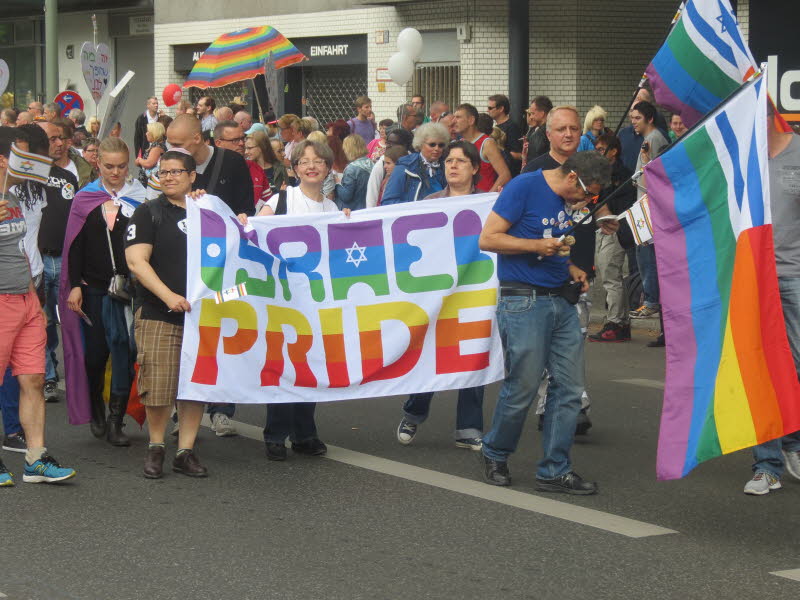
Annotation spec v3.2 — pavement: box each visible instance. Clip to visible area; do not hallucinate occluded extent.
[2,308,799,600]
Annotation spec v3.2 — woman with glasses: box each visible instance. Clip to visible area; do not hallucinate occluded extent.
[125,150,208,479]
[380,122,448,205]
[81,137,100,180]
[245,129,287,207]
[578,105,608,151]
[61,137,144,446]
[237,140,342,462]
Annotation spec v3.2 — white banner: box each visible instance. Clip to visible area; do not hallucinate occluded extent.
[178,194,504,404]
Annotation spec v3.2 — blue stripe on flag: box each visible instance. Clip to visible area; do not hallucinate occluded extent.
[745,121,764,227]
[663,143,724,474]
[714,111,744,210]
[684,0,737,69]
[651,42,722,112]
[715,0,749,56]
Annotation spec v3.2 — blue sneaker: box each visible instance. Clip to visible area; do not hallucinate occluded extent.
[0,459,14,487]
[23,453,76,484]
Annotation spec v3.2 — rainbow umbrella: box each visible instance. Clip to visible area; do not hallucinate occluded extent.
[183,26,307,89]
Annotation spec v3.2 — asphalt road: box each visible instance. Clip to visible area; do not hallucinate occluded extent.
[3,317,800,600]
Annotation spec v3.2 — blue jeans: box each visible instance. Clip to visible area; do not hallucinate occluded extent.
[482,293,585,479]
[403,387,484,440]
[752,277,800,477]
[42,255,61,382]
[0,368,22,436]
[635,244,660,308]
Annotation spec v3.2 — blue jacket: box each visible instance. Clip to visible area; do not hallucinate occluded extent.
[578,131,597,152]
[380,152,445,205]
[335,157,373,211]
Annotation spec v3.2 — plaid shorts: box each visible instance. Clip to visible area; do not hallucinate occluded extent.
[134,314,184,407]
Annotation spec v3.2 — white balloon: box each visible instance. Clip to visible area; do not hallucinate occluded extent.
[397,28,423,62]
[387,52,414,86]
[0,59,9,97]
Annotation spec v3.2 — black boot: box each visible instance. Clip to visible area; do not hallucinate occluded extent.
[88,371,107,439]
[106,393,131,447]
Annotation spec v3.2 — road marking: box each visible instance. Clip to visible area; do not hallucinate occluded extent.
[770,569,800,582]
[612,378,665,390]
[203,416,677,539]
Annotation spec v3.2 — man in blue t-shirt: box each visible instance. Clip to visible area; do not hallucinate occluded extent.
[478,151,611,494]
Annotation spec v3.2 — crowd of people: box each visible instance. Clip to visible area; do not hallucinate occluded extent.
[0,86,798,497]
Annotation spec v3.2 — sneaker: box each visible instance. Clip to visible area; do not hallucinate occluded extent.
[0,459,13,487]
[2,432,27,453]
[589,322,631,342]
[44,380,59,403]
[396,418,417,445]
[782,450,800,481]
[291,438,328,456]
[455,437,482,451]
[630,305,660,319]
[211,413,237,437]
[23,453,76,484]
[743,471,781,495]
[535,471,597,495]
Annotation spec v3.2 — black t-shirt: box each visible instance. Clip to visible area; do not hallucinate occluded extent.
[496,118,523,176]
[36,166,78,255]
[125,195,187,326]
[68,205,130,290]
[524,153,596,276]
[194,147,255,217]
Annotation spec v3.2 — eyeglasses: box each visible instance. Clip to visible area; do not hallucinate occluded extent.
[425,142,446,148]
[83,148,98,153]
[159,168,190,178]
[572,170,599,202]
[487,106,498,111]
[220,136,245,144]
[296,159,326,168]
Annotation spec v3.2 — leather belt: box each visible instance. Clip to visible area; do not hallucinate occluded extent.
[500,285,561,297]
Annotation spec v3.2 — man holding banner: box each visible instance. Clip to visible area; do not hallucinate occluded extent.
[478,151,610,493]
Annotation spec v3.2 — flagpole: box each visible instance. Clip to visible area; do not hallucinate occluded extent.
[613,2,684,135]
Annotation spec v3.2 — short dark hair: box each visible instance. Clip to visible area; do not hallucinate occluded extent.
[213,120,239,140]
[379,118,394,128]
[594,132,622,157]
[383,145,408,163]
[52,117,74,138]
[476,113,494,136]
[456,103,479,125]
[161,150,197,172]
[632,101,656,123]
[412,94,425,104]
[443,140,481,185]
[17,124,49,155]
[532,95,553,113]
[386,127,413,151]
[561,151,612,188]
[0,127,19,157]
[201,96,216,111]
[489,94,510,115]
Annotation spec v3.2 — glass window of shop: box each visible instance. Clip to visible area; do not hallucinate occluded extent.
[0,21,43,110]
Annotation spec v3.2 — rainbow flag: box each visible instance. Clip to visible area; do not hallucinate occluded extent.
[645,73,800,480]
[645,0,756,128]
[184,26,307,89]
[8,144,52,184]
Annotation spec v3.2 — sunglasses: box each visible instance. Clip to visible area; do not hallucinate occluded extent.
[425,142,446,148]
[572,170,600,203]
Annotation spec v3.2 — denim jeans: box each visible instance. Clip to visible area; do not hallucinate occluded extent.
[263,403,318,444]
[752,276,800,477]
[635,244,660,308]
[403,386,484,440]
[42,255,62,382]
[207,403,236,418]
[82,288,132,397]
[0,367,22,436]
[482,293,585,479]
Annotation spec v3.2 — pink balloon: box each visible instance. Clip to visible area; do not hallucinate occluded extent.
[162,84,182,107]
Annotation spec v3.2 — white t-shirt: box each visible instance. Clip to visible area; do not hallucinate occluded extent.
[265,186,339,215]
[64,159,79,181]
[195,146,214,174]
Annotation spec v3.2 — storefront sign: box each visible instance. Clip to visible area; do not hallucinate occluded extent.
[288,35,367,67]
[173,43,210,73]
[129,16,154,36]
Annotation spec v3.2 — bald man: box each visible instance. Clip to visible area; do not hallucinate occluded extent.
[16,112,33,126]
[165,114,253,216]
[234,111,253,133]
[0,109,16,127]
[214,106,234,123]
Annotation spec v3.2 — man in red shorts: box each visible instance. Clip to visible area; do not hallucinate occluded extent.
[0,127,76,486]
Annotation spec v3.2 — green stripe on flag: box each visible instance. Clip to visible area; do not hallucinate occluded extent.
[667,19,741,100]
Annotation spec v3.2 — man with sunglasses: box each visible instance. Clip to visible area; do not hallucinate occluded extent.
[487,94,523,176]
[478,151,610,493]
